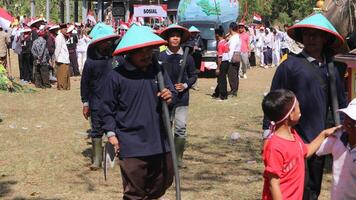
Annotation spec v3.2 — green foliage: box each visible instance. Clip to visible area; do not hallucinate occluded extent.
[273,12,292,27]
[238,0,315,25]
[0,64,10,90]
[0,0,84,23]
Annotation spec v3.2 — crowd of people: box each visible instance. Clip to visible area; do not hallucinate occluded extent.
[0,17,93,89]
[0,11,355,200]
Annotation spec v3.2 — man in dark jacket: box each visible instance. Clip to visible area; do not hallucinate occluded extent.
[80,23,120,170]
[262,13,347,200]
[159,24,198,168]
[101,25,176,199]
[31,29,51,88]
[19,29,32,82]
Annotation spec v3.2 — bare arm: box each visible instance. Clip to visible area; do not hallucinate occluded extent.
[269,174,283,200]
[307,125,342,157]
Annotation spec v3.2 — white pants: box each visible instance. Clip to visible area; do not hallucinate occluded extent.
[272,49,280,66]
[257,47,264,66]
[77,52,87,73]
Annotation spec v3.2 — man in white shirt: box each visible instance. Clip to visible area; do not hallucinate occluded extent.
[227,22,241,97]
[54,24,71,90]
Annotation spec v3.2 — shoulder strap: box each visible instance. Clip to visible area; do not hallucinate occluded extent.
[291,54,328,90]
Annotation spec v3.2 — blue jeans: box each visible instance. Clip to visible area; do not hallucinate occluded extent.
[173,106,188,138]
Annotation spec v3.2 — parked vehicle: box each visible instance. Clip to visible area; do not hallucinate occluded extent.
[177,0,239,72]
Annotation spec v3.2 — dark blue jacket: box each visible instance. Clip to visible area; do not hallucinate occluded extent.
[80,58,113,110]
[100,57,177,158]
[263,53,346,142]
[158,50,197,107]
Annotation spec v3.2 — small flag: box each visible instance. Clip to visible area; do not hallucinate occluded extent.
[0,8,14,30]
[253,13,262,22]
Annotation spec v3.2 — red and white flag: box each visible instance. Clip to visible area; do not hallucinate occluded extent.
[0,8,14,30]
[253,13,262,22]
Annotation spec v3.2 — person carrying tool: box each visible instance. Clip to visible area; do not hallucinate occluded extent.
[80,22,120,170]
[100,25,177,200]
[159,24,198,168]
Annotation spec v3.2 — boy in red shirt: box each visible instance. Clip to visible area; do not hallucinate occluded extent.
[261,89,341,200]
[212,28,230,100]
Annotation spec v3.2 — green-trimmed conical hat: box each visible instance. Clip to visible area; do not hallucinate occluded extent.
[188,26,200,33]
[141,25,154,32]
[287,13,344,48]
[113,24,167,56]
[160,24,191,43]
[88,22,120,48]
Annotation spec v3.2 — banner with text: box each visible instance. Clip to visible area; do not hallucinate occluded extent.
[133,5,167,18]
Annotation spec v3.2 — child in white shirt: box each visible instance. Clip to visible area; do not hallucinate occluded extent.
[316,98,356,200]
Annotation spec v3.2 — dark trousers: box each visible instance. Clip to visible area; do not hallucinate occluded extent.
[119,153,174,200]
[192,51,202,69]
[214,61,229,99]
[281,48,289,56]
[18,54,23,79]
[69,52,80,76]
[263,47,272,65]
[228,62,240,95]
[33,62,50,88]
[21,53,32,82]
[303,155,325,200]
[89,109,103,138]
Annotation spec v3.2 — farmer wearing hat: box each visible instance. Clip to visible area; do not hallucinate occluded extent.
[19,28,32,83]
[185,25,204,90]
[31,27,51,88]
[159,24,198,168]
[80,23,120,170]
[262,13,347,200]
[29,18,45,41]
[54,23,71,90]
[100,25,176,199]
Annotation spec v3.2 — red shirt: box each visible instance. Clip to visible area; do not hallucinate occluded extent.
[217,39,229,57]
[239,32,250,53]
[262,129,307,200]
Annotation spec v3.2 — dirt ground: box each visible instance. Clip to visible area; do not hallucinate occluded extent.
[0,53,332,200]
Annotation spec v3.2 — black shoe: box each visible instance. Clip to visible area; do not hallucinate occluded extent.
[220,96,228,100]
[211,93,219,98]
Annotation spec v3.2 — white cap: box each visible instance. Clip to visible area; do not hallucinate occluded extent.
[67,25,75,33]
[49,25,60,31]
[39,25,46,31]
[337,98,356,120]
[20,28,31,33]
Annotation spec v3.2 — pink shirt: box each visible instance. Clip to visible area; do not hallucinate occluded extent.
[262,129,308,200]
[239,32,250,53]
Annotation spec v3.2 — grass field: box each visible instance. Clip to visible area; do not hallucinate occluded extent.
[0,53,332,200]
